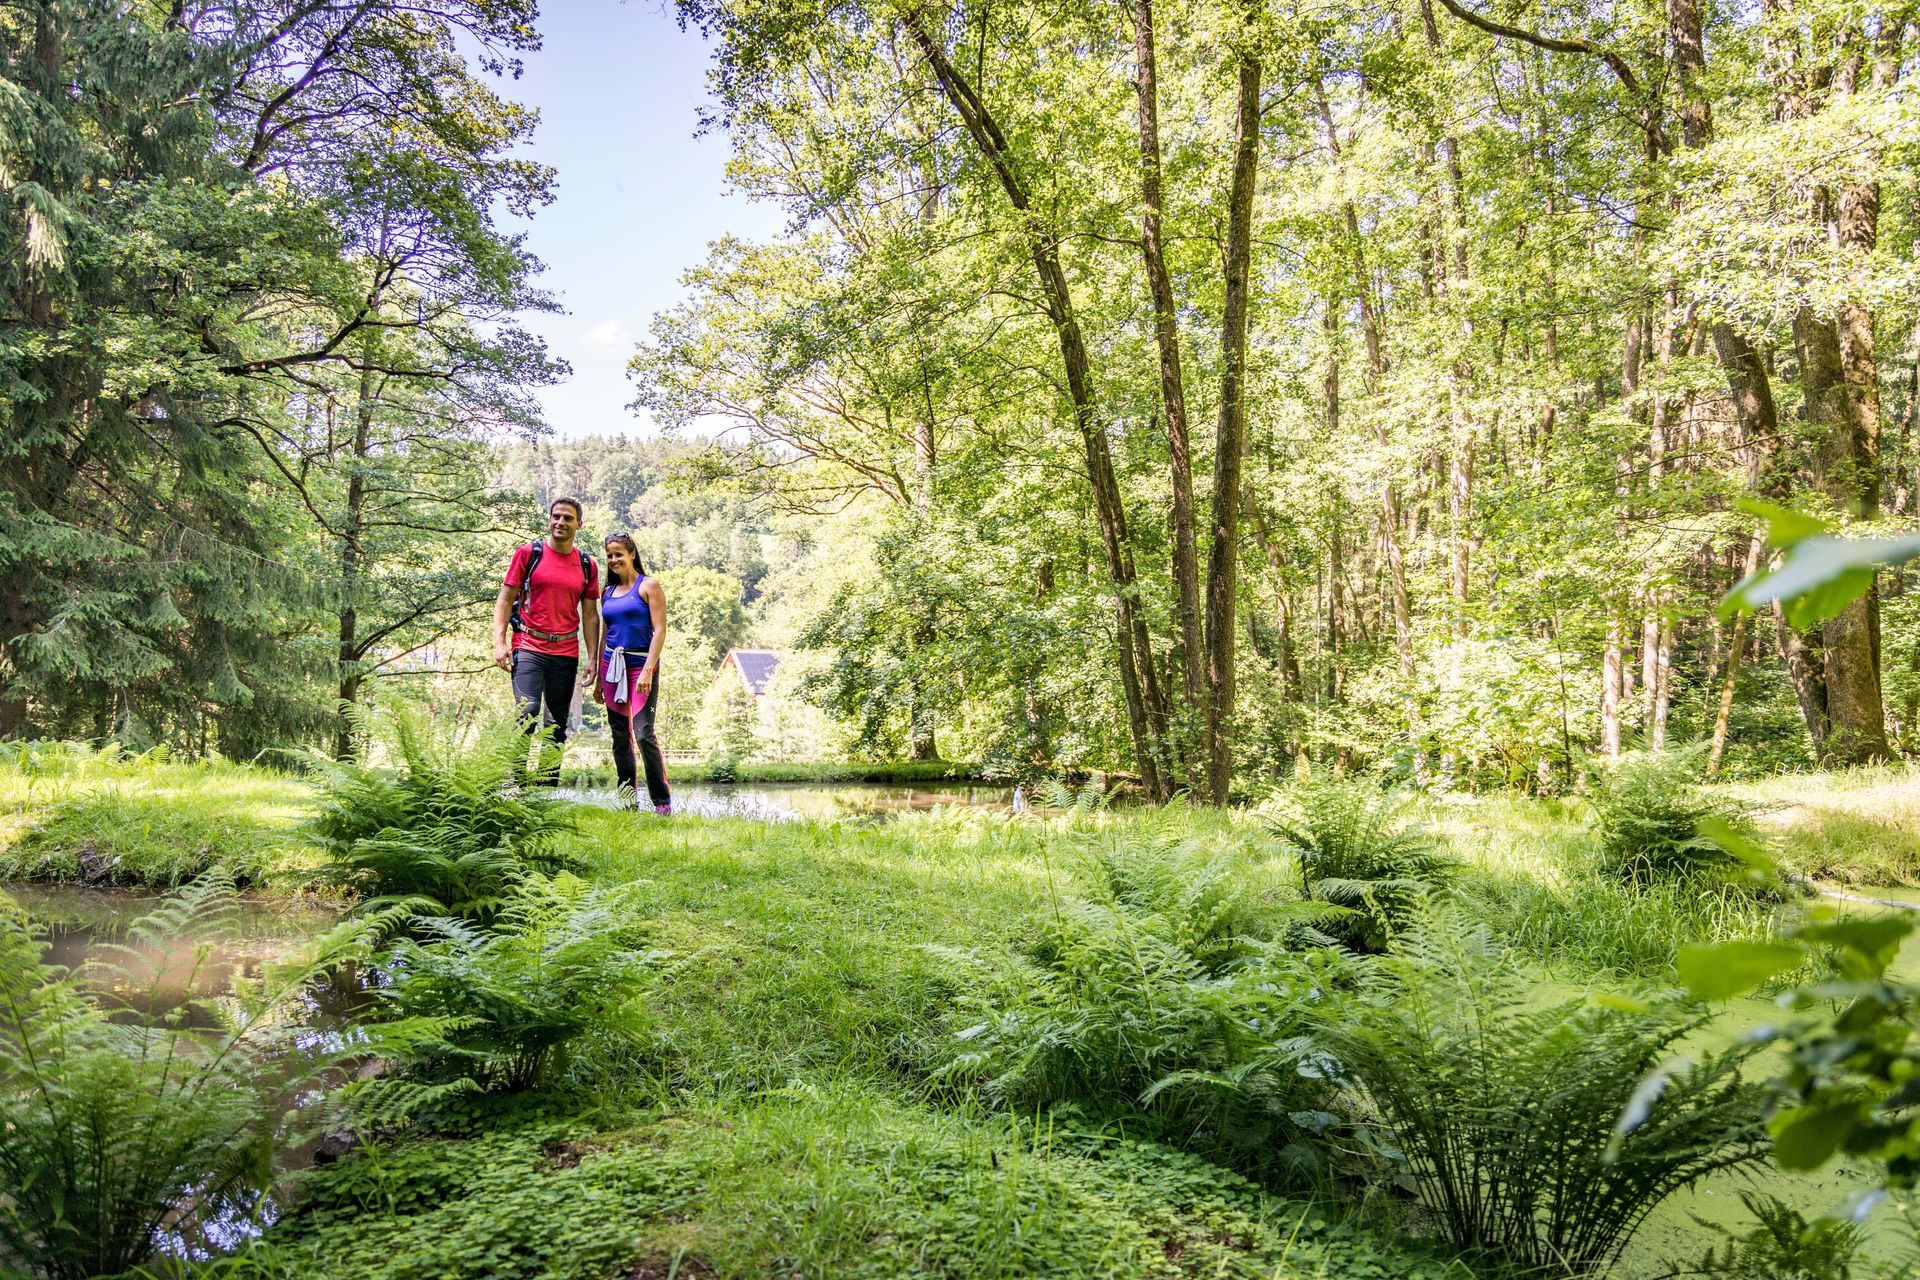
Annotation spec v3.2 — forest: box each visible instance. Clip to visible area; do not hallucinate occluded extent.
[6,0,1920,1277]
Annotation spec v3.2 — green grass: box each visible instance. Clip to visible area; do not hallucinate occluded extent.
[239,1089,1477,1280]
[0,744,312,887]
[1722,763,1920,887]
[10,751,1920,1276]
[1430,795,1795,979]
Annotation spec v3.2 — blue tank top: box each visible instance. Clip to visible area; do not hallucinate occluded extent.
[601,578,654,654]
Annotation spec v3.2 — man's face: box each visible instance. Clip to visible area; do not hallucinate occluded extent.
[549,505,580,542]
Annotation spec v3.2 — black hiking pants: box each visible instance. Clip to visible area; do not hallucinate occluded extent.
[608,681,670,810]
[510,648,577,785]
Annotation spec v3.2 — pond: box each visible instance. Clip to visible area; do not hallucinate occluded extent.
[570,780,1026,820]
[1,881,364,1028]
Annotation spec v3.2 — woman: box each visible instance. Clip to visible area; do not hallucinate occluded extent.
[594,533,671,813]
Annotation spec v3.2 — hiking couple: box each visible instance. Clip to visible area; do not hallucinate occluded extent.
[491,497,672,813]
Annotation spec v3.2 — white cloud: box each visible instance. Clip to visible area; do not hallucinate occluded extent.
[581,319,631,349]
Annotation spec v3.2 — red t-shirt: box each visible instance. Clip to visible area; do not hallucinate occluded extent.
[505,541,599,656]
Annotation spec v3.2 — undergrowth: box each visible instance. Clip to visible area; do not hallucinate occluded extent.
[1268,777,1451,951]
[1323,920,1769,1273]
[936,826,1351,1184]
[307,715,578,918]
[1592,749,1746,881]
[381,874,662,1091]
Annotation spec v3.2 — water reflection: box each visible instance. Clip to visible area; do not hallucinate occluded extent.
[564,781,1019,821]
[1,882,367,1027]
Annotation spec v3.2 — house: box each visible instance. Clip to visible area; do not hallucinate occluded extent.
[717,649,780,698]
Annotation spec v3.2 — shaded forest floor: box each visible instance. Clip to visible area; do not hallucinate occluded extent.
[4,751,1919,1277]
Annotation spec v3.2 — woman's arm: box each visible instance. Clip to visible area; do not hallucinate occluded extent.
[638,577,667,688]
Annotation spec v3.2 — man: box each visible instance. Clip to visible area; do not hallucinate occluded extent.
[493,498,602,782]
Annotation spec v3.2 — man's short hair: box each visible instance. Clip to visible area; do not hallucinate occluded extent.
[549,496,583,520]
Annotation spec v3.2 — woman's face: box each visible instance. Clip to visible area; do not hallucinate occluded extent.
[605,541,634,579]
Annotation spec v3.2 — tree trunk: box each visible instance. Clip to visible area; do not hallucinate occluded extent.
[1602,616,1624,757]
[903,14,1167,795]
[1776,604,1831,758]
[333,356,379,761]
[1128,0,1204,735]
[1651,611,1673,749]
[1318,83,1411,677]
[1800,302,1892,764]
[1709,535,1766,776]
[907,414,940,761]
[1202,21,1262,805]
[1420,0,1474,638]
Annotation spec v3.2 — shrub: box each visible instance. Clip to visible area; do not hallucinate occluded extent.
[307,714,577,917]
[1593,748,1743,879]
[1688,1193,1863,1280]
[940,830,1349,1181]
[1268,777,1450,951]
[0,872,396,1280]
[380,874,661,1091]
[1322,922,1768,1273]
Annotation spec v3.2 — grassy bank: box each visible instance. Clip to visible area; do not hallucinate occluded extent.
[6,748,1920,1277]
[0,743,311,886]
[1725,763,1920,886]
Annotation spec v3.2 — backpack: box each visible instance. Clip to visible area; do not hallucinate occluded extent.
[509,542,594,635]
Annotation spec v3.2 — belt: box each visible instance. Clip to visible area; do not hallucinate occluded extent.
[519,623,579,642]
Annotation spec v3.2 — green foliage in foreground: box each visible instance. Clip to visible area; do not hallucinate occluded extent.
[938,829,1348,1183]
[12,755,1920,1276]
[382,875,662,1091]
[1689,1192,1865,1280]
[1326,924,1768,1272]
[1681,901,1920,1188]
[307,717,578,918]
[211,1091,1480,1280]
[0,874,408,1280]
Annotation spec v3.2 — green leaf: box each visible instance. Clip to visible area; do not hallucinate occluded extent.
[1795,915,1915,969]
[1698,817,1777,874]
[1721,534,1920,624]
[1677,940,1803,1000]
[1735,498,1830,548]
[1770,1102,1862,1170]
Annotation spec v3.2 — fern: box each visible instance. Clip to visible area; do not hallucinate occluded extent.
[1592,748,1746,880]
[1039,775,1115,820]
[1685,1193,1862,1280]
[305,711,579,918]
[1321,920,1768,1272]
[1268,777,1451,952]
[0,872,402,1280]
[378,874,662,1091]
[939,829,1349,1181]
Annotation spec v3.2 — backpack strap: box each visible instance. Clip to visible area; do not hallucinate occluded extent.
[578,549,594,599]
[509,541,544,633]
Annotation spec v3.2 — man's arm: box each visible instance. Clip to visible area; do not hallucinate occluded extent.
[492,583,516,670]
[579,597,603,684]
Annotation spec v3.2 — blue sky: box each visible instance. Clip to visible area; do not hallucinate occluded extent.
[506,0,781,439]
